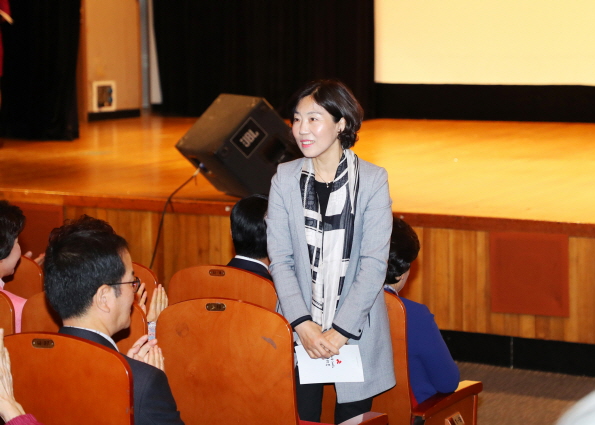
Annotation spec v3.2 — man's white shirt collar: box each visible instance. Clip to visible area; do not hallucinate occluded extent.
[63,326,119,351]
[234,255,269,271]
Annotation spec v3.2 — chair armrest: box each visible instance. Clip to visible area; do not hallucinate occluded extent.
[339,412,388,425]
[302,412,388,425]
[412,380,483,418]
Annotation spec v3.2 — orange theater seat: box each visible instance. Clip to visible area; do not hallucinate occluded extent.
[22,291,147,353]
[157,298,387,425]
[5,332,133,425]
[3,255,43,299]
[0,292,15,335]
[168,265,277,310]
[132,261,159,306]
[21,291,61,333]
[322,292,482,425]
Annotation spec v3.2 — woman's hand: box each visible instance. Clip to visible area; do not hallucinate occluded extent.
[136,282,148,315]
[126,335,157,361]
[295,321,340,359]
[145,346,165,372]
[136,283,168,323]
[23,251,45,266]
[322,328,348,351]
[0,329,26,422]
[146,285,168,323]
[127,336,165,371]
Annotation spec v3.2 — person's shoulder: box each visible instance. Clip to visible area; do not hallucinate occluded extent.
[400,297,432,317]
[356,158,388,191]
[357,157,386,175]
[276,157,304,175]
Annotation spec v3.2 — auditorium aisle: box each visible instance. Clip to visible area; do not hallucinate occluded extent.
[459,362,595,424]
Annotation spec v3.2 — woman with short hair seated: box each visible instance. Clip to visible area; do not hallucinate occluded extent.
[384,218,460,407]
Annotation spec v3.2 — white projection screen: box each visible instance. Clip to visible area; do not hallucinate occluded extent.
[375,0,595,86]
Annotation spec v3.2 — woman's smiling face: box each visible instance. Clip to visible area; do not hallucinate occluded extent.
[292,95,344,161]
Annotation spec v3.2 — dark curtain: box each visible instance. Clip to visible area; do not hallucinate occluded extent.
[153,0,375,119]
[0,0,80,140]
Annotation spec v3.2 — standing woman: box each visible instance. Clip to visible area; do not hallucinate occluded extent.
[267,80,395,423]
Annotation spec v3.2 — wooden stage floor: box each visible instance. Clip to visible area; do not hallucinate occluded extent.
[1,114,594,229]
[3,114,595,344]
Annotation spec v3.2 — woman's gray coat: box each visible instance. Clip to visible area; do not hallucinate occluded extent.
[267,156,396,403]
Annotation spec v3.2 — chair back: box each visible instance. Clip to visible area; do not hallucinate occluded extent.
[157,298,297,425]
[369,293,415,423]
[0,292,15,335]
[21,291,61,333]
[114,303,148,353]
[5,332,133,425]
[133,261,158,305]
[320,292,412,424]
[372,293,481,425]
[22,292,147,353]
[168,265,277,310]
[3,255,43,298]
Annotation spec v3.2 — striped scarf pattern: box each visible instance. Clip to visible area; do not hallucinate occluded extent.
[300,149,359,331]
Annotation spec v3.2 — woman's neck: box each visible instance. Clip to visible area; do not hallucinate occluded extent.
[312,146,343,183]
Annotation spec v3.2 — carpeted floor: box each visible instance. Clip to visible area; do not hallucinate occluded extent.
[459,362,595,425]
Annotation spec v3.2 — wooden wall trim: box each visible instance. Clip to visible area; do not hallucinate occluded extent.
[1,189,235,216]
[7,195,595,345]
[6,188,595,236]
[396,211,595,238]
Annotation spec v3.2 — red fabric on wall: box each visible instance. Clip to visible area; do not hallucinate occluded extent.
[0,0,11,76]
[490,232,569,317]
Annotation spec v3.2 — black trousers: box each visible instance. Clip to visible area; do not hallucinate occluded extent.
[295,367,373,424]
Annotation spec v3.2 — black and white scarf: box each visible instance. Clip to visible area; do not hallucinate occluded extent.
[300,149,359,332]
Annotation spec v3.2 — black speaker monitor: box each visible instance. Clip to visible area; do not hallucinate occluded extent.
[176,94,302,198]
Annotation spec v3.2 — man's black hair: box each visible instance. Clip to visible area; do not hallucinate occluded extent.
[230,194,268,259]
[386,218,420,284]
[44,215,128,320]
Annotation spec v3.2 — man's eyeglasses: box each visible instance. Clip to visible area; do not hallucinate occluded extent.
[106,276,141,293]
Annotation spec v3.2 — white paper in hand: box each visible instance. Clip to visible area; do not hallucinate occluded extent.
[295,345,364,384]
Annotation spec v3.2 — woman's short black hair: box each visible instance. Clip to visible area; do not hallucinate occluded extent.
[230,194,268,259]
[289,79,364,149]
[0,201,25,260]
[386,218,420,284]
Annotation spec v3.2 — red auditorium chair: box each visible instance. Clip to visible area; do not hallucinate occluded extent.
[5,332,133,424]
[168,265,277,311]
[0,292,15,335]
[132,261,158,306]
[321,292,482,425]
[157,298,387,425]
[22,291,147,353]
[3,255,43,299]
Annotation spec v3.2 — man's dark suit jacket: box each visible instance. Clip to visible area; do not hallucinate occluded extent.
[59,327,184,425]
[227,257,272,281]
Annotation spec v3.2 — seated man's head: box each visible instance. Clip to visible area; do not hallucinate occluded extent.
[44,215,138,336]
[0,201,25,279]
[386,218,420,293]
[230,194,268,262]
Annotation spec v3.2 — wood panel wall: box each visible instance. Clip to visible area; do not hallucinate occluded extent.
[399,227,595,344]
[63,207,234,286]
[9,199,595,345]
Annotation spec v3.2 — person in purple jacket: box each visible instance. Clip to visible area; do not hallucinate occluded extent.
[384,218,460,407]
